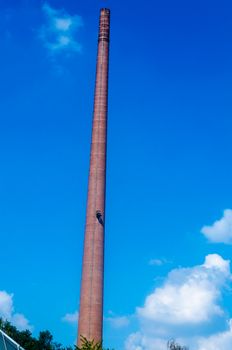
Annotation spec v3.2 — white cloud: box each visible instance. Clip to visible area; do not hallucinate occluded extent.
[201,209,232,244]
[204,253,230,274]
[138,254,229,325]
[62,310,79,324]
[125,254,232,350]
[125,333,192,350]
[11,313,32,331]
[0,291,32,331]
[0,291,13,319]
[197,319,232,350]
[125,322,232,350]
[125,332,174,350]
[40,3,83,55]
[105,315,130,329]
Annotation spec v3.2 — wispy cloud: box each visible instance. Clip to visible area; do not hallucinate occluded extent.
[62,310,79,324]
[149,258,171,266]
[105,315,130,329]
[39,3,83,55]
[0,290,33,331]
[201,209,232,244]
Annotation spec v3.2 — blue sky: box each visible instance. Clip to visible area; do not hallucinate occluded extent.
[0,0,232,349]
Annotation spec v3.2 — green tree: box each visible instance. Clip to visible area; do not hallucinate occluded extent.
[0,318,73,350]
[75,336,113,350]
[0,319,113,350]
[37,330,54,350]
[76,337,102,350]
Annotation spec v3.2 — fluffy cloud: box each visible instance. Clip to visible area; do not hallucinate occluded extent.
[125,254,232,350]
[0,291,32,331]
[40,3,83,55]
[201,209,232,244]
[125,332,168,350]
[62,310,79,324]
[138,254,229,325]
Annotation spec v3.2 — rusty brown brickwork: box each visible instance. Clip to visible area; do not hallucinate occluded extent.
[77,8,110,346]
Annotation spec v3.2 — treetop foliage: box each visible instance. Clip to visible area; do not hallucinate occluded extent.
[0,318,72,350]
[0,319,113,350]
[167,339,189,350]
[1,318,189,350]
[75,336,113,350]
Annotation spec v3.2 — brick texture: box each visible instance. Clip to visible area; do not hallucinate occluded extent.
[77,8,110,346]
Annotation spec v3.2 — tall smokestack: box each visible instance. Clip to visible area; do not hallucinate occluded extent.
[77,8,110,346]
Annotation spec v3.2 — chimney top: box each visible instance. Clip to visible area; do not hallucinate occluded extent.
[100,8,110,14]
[98,8,110,43]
